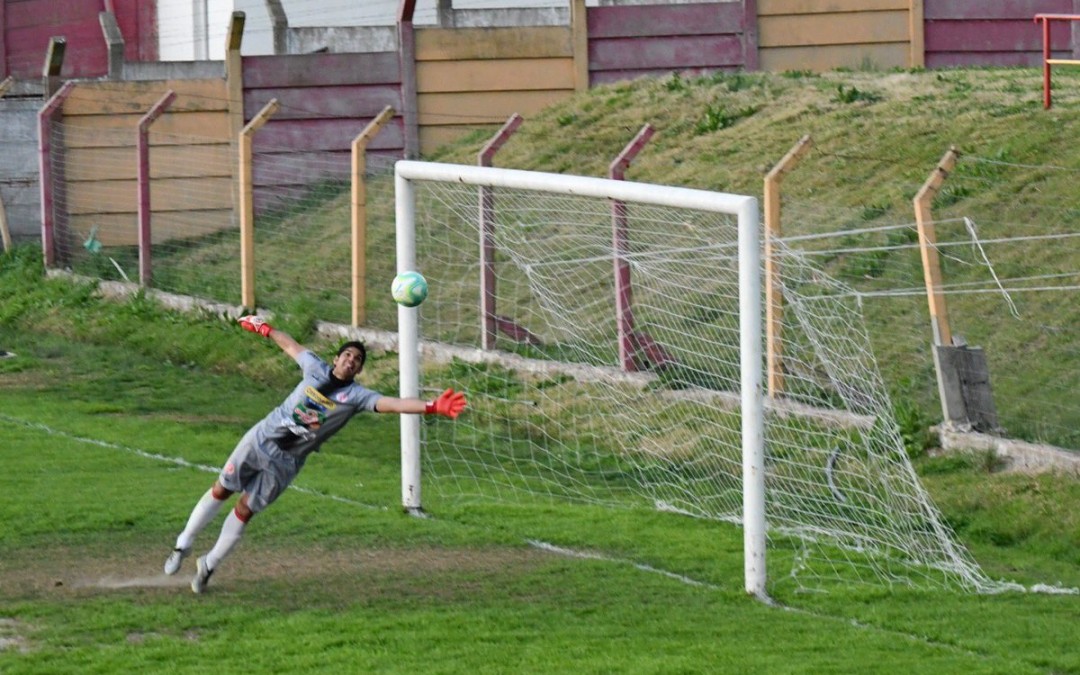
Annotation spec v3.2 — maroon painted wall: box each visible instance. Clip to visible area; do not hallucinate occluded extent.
[242,50,404,213]
[586,2,754,85]
[1,0,157,80]
[924,0,1080,68]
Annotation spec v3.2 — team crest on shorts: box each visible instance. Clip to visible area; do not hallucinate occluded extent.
[224,462,235,475]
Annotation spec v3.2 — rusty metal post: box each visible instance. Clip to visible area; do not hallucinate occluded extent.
[610,124,655,372]
[477,113,524,350]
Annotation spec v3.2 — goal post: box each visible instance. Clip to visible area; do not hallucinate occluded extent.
[393,160,766,595]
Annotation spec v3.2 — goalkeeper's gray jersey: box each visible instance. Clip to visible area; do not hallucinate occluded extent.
[252,350,380,461]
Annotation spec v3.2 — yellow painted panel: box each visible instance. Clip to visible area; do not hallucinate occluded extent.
[759,43,909,72]
[63,79,229,116]
[65,145,233,181]
[419,126,483,155]
[61,113,232,147]
[418,58,575,93]
[418,89,572,126]
[758,0,907,15]
[759,12,908,48]
[417,26,573,61]
[69,211,235,247]
[67,177,233,215]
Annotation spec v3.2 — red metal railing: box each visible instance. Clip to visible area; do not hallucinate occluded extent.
[1034,13,1080,109]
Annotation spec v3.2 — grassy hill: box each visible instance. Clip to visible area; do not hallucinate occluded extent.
[420,66,1080,450]
[69,66,1080,450]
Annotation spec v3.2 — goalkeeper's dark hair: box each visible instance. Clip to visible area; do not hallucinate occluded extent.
[337,340,367,369]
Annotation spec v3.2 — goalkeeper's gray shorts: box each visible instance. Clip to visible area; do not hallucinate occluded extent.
[218,428,301,513]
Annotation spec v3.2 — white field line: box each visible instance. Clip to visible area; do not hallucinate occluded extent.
[1,412,386,511]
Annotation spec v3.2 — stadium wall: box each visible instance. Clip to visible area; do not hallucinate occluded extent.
[55,77,232,248]
[13,0,1080,247]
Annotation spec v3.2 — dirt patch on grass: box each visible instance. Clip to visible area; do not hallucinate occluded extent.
[0,541,551,600]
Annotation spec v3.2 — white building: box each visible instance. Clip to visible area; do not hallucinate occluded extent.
[155,0,574,60]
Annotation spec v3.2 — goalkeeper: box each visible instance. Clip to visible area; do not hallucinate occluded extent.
[163,315,467,593]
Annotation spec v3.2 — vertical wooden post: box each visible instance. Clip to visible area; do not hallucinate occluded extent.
[351,105,396,327]
[914,146,957,349]
[570,0,589,91]
[477,113,524,350]
[225,12,245,226]
[908,0,925,69]
[0,77,13,252]
[42,37,66,98]
[763,134,812,399]
[610,124,655,372]
[398,1,420,158]
[136,90,176,287]
[238,99,279,309]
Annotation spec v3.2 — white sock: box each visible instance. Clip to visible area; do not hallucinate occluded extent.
[174,489,226,551]
[205,509,248,571]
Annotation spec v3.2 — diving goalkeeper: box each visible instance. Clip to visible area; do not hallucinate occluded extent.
[164,315,467,593]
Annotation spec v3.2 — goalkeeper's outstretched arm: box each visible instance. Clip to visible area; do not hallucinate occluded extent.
[238,314,304,359]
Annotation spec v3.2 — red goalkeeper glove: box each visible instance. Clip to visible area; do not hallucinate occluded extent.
[425,388,467,419]
[238,315,273,338]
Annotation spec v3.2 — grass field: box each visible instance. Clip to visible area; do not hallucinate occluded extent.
[1,247,1078,674]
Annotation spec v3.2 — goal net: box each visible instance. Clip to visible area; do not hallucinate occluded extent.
[395,161,1010,595]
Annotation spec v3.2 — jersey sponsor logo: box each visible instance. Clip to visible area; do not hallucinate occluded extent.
[291,385,337,431]
[304,386,336,409]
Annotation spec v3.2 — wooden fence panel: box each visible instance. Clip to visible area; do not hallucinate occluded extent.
[55,79,232,247]
[415,25,576,155]
[758,0,912,71]
[587,3,750,84]
[243,51,405,212]
[924,0,1075,67]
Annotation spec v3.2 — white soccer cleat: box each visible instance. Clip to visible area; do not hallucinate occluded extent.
[191,556,214,594]
[163,547,191,575]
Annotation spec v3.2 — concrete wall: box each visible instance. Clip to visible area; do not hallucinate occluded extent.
[0,96,41,244]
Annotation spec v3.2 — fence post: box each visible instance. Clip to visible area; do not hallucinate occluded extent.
[38,80,75,269]
[136,90,176,287]
[398,1,420,158]
[908,0,925,68]
[570,0,589,91]
[351,105,396,327]
[42,37,65,98]
[763,134,812,399]
[0,76,14,252]
[610,124,655,372]
[99,11,125,80]
[238,98,279,310]
[476,113,524,350]
[914,146,960,423]
[225,12,245,227]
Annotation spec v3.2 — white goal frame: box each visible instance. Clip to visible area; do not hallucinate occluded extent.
[393,160,765,595]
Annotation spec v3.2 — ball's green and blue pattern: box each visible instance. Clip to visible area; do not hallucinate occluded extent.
[391,271,429,307]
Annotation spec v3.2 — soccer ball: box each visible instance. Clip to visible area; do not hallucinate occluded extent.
[391,271,428,307]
